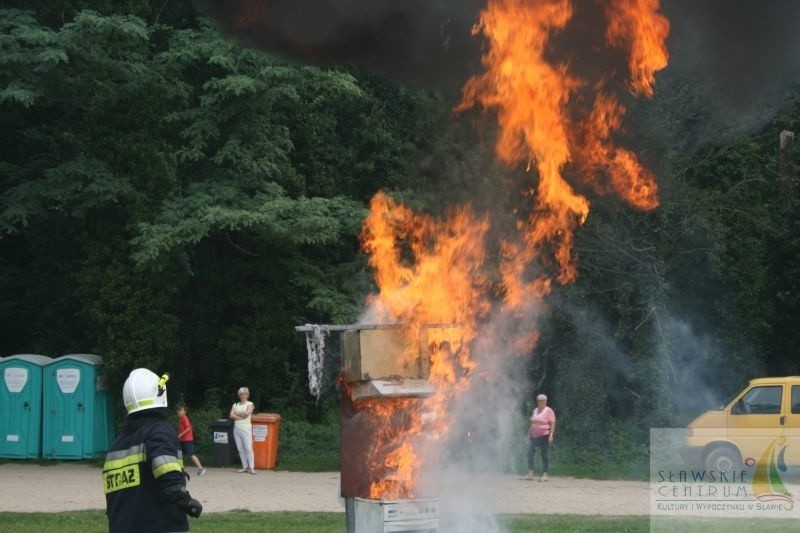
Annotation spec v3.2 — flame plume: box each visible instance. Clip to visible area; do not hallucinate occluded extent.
[457,0,668,288]
[359,192,490,498]
[358,0,669,499]
[361,191,490,335]
[603,0,670,98]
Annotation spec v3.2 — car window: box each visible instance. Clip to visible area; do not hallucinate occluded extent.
[793,386,800,414]
[732,385,782,415]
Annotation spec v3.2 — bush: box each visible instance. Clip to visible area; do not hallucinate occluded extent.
[278,413,340,457]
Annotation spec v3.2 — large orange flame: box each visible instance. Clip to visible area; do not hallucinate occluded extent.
[457,0,588,288]
[577,92,660,209]
[357,397,424,499]
[603,0,670,98]
[361,192,491,332]
[359,193,489,498]
[356,0,669,500]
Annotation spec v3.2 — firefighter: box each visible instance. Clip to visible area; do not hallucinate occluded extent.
[103,368,203,532]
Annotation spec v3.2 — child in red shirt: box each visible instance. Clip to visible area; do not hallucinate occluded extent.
[176,403,206,476]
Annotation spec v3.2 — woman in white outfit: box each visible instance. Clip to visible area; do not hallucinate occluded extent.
[229,386,256,474]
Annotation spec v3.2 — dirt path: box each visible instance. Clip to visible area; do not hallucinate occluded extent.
[0,463,650,515]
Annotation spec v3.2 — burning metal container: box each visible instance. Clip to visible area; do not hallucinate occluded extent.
[297,323,459,533]
[348,497,439,533]
[341,325,436,401]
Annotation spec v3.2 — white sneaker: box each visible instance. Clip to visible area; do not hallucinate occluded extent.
[248,468,257,475]
[197,468,206,477]
[237,468,247,473]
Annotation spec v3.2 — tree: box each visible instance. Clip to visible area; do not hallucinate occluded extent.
[0,9,453,417]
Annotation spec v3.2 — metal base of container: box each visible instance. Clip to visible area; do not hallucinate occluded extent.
[346,497,439,533]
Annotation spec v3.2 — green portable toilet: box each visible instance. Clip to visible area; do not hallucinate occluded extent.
[0,354,52,458]
[42,354,114,459]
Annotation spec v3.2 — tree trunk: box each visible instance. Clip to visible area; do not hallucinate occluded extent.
[779,130,796,209]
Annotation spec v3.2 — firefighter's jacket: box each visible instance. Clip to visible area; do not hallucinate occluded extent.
[103,409,189,533]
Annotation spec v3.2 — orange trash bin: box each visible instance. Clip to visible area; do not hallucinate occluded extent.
[251,413,281,469]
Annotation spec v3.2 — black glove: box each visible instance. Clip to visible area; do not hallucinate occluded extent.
[160,484,202,518]
[186,497,203,518]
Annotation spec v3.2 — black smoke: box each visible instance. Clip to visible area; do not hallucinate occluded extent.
[192,0,486,90]
[663,0,800,109]
[193,1,800,119]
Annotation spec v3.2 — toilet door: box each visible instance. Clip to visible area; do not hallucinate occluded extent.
[47,365,86,458]
[0,365,36,457]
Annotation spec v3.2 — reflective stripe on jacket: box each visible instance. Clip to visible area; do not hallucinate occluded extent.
[103,412,188,533]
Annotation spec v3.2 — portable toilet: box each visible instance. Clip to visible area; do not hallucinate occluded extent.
[42,354,114,459]
[0,354,52,458]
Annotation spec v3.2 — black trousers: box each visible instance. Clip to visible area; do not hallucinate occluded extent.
[526,435,550,473]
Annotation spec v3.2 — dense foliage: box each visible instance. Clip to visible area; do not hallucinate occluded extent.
[1,4,798,465]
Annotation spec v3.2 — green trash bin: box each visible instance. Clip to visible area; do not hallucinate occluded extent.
[0,354,52,458]
[42,354,114,459]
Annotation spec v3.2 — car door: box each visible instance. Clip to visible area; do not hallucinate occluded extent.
[727,384,783,463]
[782,385,800,466]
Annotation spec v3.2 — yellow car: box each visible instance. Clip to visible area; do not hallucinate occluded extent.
[682,376,800,472]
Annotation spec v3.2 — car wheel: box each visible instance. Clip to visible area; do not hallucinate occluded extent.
[705,446,742,474]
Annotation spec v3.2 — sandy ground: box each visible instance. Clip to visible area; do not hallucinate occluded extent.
[0,462,650,515]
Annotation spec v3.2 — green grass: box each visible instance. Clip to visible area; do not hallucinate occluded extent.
[1,512,797,532]
[0,511,342,533]
[0,511,636,532]
[649,517,800,532]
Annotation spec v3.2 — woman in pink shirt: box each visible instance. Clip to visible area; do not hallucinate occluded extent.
[522,393,556,481]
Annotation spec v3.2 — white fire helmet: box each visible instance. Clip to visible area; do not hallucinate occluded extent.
[122,368,170,414]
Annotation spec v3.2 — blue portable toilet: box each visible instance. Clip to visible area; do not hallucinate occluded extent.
[42,354,114,459]
[0,354,52,458]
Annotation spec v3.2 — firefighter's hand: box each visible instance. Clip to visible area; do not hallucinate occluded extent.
[160,484,202,517]
[186,498,203,518]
